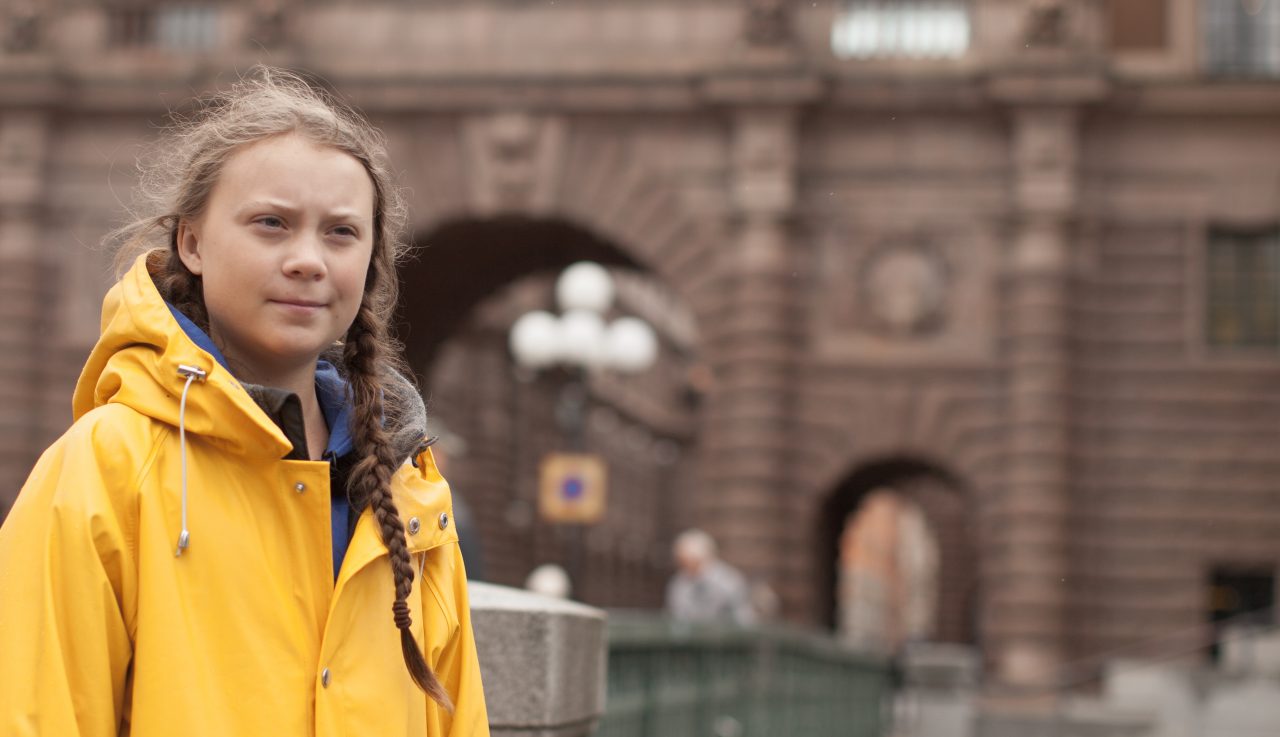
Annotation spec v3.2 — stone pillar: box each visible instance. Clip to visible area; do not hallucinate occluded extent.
[469,582,607,737]
[980,0,1108,696]
[0,110,51,514]
[992,106,1079,688]
[700,105,801,611]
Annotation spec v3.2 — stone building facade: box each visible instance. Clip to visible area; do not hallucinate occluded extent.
[2,0,1279,690]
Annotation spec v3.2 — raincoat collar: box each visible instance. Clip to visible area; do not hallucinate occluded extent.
[164,294,355,461]
[74,252,293,459]
[73,252,456,565]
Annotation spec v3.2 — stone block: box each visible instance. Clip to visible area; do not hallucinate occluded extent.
[977,698,1153,737]
[1202,679,1280,737]
[896,691,977,737]
[1220,625,1280,678]
[1058,699,1155,737]
[469,582,607,737]
[1102,660,1195,737]
[901,642,982,691]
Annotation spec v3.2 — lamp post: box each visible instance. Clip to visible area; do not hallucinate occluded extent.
[508,262,658,599]
[510,262,658,376]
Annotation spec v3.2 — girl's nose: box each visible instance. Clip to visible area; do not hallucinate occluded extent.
[283,235,327,280]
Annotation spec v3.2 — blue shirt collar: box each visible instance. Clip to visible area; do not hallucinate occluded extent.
[314,360,355,459]
[166,303,231,372]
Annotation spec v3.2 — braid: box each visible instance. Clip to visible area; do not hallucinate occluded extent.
[345,300,454,712]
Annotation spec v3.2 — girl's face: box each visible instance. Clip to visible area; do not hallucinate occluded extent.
[177,133,376,380]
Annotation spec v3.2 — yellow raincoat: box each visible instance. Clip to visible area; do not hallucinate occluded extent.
[0,255,489,736]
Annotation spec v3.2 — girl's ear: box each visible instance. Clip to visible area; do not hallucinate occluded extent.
[175,219,204,276]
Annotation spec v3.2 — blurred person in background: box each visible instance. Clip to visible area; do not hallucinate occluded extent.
[665,528,757,626]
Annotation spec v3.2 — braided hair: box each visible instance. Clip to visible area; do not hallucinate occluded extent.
[342,242,455,712]
[112,67,451,708]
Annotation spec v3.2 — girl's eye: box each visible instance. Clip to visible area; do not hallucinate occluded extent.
[332,225,359,239]
[255,216,285,230]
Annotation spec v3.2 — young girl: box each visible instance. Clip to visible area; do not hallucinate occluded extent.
[0,69,489,736]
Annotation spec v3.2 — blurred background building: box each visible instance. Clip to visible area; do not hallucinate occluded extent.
[1,0,1279,701]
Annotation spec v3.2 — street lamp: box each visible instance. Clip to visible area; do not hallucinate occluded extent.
[509,261,658,375]
[507,261,659,599]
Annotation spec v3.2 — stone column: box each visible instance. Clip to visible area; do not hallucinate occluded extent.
[469,582,607,737]
[700,105,801,611]
[993,106,1079,688]
[0,110,51,514]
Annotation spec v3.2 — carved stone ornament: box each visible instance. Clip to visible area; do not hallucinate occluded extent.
[744,0,792,48]
[858,242,950,339]
[464,111,565,215]
[3,2,40,53]
[250,0,287,48]
[1023,0,1069,48]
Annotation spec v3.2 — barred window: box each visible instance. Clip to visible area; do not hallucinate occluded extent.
[1202,0,1280,77]
[156,5,219,51]
[107,4,219,51]
[831,0,970,60]
[1206,227,1280,348]
[107,7,155,48]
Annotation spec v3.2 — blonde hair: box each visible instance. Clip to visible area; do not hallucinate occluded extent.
[109,67,451,709]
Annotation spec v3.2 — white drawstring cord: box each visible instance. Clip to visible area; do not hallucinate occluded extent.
[175,365,207,557]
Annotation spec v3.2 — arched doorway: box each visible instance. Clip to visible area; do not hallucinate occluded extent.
[819,458,978,650]
[398,215,637,374]
[399,216,706,608]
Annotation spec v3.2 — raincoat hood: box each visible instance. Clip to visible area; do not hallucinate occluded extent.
[73,251,295,459]
[73,252,427,464]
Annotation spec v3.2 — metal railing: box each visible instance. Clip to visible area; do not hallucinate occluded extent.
[597,614,892,737]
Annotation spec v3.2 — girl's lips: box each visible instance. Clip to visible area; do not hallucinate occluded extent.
[270,299,326,307]
[269,299,326,314]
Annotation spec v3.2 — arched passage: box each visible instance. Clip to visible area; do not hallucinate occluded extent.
[398,215,643,381]
[398,215,705,608]
[818,457,978,648]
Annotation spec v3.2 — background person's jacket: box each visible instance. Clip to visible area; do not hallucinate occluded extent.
[0,253,489,737]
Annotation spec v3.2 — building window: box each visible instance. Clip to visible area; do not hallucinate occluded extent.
[831,0,970,60]
[1203,0,1280,77]
[107,6,156,48]
[1206,226,1280,349]
[107,4,219,51]
[1207,567,1275,662]
[157,5,219,51]
[1108,0,1168,51]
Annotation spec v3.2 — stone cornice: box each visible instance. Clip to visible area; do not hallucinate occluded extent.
[4,63,1278,119]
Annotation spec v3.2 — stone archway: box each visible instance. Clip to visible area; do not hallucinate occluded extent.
[399,214,706,608]
[818,457,978,649]
[392,111,727,363]
[397,215,643,379]
[387,108,808,616]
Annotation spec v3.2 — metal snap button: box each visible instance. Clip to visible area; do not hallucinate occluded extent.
[294,482,306,493]
[321,668,331,687]
[408,517,421,535]
[438,512,449,530]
